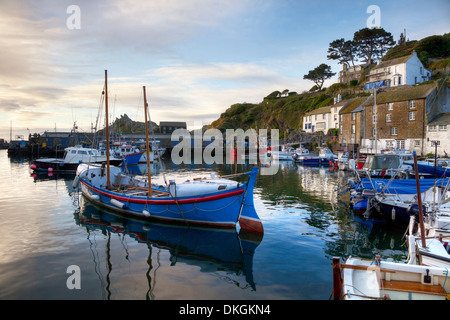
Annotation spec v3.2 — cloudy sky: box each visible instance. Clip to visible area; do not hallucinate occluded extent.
[1,0,449,140]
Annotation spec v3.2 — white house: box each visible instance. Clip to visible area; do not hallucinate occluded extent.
[303,96,345,134]
[425,112,450,157]
[365,51,432,90]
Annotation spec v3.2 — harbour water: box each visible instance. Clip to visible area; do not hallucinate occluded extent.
[0,150,408,300]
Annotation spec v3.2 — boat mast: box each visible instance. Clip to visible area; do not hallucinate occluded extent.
[143,86,152,197]
[105,70,111,189]
[413,151,426,248]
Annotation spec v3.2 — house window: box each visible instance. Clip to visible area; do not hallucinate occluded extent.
[396,140,405,149]
[351,113,356,121]
[339,125,343,135]
[428,125,437,132]
[386,114,392,122]
[335,123,338,129]
[391,127,398,136]
[386,140,394,148]
[408,111,416,121]
[414,140,421,147]
[351,124,356,134]
[409,100,416,108]
[398,76,402,85]
[339,114,343,122]
[439,125,447,131]
[387,103,393,111]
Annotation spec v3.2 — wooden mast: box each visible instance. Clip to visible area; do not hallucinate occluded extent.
[105,70,111,189]
[143,86,152,197]
[413,151,426,248]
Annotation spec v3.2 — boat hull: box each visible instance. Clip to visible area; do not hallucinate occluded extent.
[120,152,144,165]
[377,200,413,227]
[297,157,333,166]
[33,159,122,173]
[77,166,263,234]
[413,162,450,178]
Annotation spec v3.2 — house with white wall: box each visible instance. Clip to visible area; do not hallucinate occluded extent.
[425,112,450,157]
[303,96,345,134]
[365,51,432,90]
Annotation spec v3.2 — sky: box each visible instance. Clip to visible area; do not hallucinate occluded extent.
[1,0,449,140]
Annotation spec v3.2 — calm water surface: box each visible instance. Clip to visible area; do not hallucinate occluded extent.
[0,150,408,300]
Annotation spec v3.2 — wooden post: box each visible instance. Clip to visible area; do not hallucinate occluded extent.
[413,151,426,248]
[332,257,342,300]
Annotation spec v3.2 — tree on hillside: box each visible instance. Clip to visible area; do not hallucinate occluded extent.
[327,38,358,68]
[353,27,395,64]
[303,64,336,90]
[398,32,406,45]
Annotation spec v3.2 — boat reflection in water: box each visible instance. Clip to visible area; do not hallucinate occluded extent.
[74,196,262,297]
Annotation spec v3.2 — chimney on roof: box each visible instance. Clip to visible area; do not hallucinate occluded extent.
[334,94,342,104]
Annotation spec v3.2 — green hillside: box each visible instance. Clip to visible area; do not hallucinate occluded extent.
[383,33,450,68]
[208,84,367,139]
[208,33,449,138]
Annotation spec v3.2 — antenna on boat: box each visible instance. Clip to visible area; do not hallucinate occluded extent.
[143,86,152,197]
[105,70,111,189]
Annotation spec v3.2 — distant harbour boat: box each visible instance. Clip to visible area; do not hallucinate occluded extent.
[294,147,337,166]
[31,145,122,173]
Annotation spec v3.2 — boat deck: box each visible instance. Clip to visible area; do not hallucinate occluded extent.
[381,279,447,297]
[111,185,169,198]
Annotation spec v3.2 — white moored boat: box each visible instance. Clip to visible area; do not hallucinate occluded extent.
[334,255,450,300]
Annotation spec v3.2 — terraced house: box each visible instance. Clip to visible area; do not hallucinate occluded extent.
[337,80,450,156]
[302,96,344,134]
[337,96,372,153]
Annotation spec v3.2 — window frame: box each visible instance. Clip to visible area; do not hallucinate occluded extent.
[390,127,398,136]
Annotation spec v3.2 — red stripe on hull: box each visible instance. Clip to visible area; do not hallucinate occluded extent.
[81,179,244,205]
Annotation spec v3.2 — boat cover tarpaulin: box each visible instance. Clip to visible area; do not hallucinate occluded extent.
[357,178,450,194]
[408,161,450,178]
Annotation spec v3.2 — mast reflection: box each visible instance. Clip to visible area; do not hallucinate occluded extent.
[74,196,262,299]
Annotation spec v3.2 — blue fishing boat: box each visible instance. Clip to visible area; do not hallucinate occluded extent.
[75,164,263,234]
[74,72,263,235]
[404,159,450,178]
[295,147,337,166]
[349,177,449,222]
